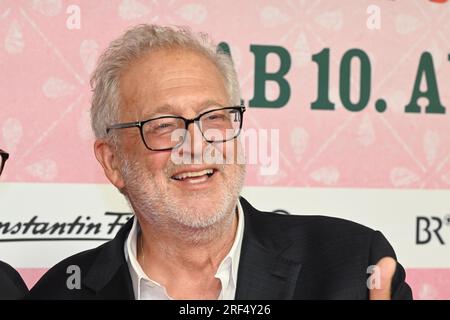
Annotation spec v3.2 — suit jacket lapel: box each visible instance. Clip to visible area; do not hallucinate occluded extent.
[235,198,302,300]
[78,198,302,299]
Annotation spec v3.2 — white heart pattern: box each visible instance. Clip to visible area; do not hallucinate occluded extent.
[118,0,150,20]
[314,10,343,31]
[395,14,420,35]
[260,6,290,28]
[176,4,207,24]
[42,77,76,99]
[25,159,58,181]
[4,20,24,54]
[423,130,439,166]
[357,115,375,147]
[2,118,23,152]
[31,0,63,17]
[290,127,309,160]
[293,32,310,67]
[390,167,420,187]
[310,166,340,185]
[80,39,99,75]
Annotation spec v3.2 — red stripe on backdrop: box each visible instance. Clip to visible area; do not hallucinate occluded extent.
[17,268,450,300]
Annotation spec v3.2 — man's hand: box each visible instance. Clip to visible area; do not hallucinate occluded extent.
[369,257,397,300]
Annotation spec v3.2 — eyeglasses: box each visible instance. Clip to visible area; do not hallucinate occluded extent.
[0,149,9,176]
[106,105,246,151]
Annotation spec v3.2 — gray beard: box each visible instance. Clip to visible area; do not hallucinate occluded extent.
[119,157,246,243]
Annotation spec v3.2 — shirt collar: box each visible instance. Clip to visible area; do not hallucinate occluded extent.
[215,200,244,298]
[124,214,166,299]
[124,200,245,300]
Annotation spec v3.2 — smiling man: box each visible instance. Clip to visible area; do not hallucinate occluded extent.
[28,24,412,300]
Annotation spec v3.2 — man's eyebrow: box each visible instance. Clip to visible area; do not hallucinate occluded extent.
[149,104,177,116]
[196,100,226,112]
[138,104,179,120]
[145,100,226,118]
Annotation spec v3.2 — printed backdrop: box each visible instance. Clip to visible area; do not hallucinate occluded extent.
[1,0,450,299]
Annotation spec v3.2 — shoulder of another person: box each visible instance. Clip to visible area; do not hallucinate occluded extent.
[0,260,16,273]
[0,260,24,283]
[0,260,28,300]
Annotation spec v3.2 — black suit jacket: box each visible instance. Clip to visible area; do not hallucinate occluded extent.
[27,197,412,299]
[0,260,28,300]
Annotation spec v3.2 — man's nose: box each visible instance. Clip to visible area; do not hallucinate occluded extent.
[177,121,206,159]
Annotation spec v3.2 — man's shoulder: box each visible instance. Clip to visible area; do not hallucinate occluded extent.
[28,218,135,299]
[27,243,108,299]
[240,197,374,239]
[238,197,411,299]
[40,243,107,276]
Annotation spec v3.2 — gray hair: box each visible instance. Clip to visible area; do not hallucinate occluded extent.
[90,24,241,139]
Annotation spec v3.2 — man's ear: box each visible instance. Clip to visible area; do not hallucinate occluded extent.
[94,139,125,189]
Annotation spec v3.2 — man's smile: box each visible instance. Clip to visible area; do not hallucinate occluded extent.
[170,166,219,187]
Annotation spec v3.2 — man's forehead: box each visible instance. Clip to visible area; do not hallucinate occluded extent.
[118,47,228,116]
[132,46,214,69]
[121,99,227,120]
[120,47,223,90]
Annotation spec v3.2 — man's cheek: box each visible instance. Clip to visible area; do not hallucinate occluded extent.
[147,153,172,173]
[202,143,225,165]
[211,140,242,165]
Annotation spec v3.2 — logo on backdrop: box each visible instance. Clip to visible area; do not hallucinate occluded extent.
[0,209,292,242]
[416,215,450,245]
[0,212,132,242]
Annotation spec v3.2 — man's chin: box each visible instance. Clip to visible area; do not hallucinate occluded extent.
[168,198,231,228]
[168,182,221,200]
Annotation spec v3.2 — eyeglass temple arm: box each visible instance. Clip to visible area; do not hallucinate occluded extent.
[106,121,141,134]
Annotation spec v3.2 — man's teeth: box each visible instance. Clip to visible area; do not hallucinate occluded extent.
[172,169,214,181]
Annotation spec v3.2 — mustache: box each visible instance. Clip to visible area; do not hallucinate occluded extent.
[120,155,243,179]
[164,162,225,177]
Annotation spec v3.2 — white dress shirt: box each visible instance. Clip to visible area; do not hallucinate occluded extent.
[124,200,245,300]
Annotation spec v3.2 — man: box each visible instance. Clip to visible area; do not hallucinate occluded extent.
[28,24,412,299]
[0,149,29,299]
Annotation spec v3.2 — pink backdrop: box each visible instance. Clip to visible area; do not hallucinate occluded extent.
[1,0,450,299]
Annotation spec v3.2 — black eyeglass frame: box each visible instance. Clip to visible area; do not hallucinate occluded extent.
[106,105,246,151]
[0,149,9,176]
